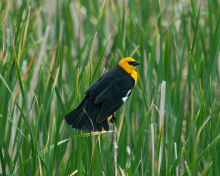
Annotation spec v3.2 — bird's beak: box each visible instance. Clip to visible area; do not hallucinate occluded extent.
[133,61,141,66]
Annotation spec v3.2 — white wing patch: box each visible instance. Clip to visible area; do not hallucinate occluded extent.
[122,90,132,102]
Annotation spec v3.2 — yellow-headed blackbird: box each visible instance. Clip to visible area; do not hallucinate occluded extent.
[65,57,141,131]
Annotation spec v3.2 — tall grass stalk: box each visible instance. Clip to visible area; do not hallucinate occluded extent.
[113,122,118,176]
[174,142,179,176]
[151,124,155,176]
[158,80,166,175]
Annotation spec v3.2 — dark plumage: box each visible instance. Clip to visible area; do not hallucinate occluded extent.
[65,57,140,131]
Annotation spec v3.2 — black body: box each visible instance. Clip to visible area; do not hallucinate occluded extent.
[65,65,135,131]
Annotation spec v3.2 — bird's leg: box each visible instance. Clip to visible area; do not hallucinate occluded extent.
[110,114,116,123]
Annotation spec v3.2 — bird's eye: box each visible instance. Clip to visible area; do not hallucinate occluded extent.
[128,61,134,65]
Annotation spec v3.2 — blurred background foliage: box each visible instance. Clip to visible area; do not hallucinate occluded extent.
[0,0,220,175]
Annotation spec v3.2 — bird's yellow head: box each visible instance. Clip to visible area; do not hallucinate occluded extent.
[118,57,141,83]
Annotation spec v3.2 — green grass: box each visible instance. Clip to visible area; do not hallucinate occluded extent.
[0,0,220,175]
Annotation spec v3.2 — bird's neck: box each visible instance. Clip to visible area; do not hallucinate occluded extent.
[131,70,137,84]
[117,65,138,84]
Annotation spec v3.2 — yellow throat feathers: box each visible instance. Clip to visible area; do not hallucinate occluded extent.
[118,57,138,84]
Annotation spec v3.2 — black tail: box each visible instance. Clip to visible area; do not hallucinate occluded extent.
[65,96,109,132]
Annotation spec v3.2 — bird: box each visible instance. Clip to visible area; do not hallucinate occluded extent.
[65,57,141,132]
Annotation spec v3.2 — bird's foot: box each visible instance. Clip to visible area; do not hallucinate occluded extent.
[110,114,116,123]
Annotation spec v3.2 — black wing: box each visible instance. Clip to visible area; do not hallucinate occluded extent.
[84,66,135,123]
[85,68,117,96]
[95,77,134,122]
[94,78,130,104]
